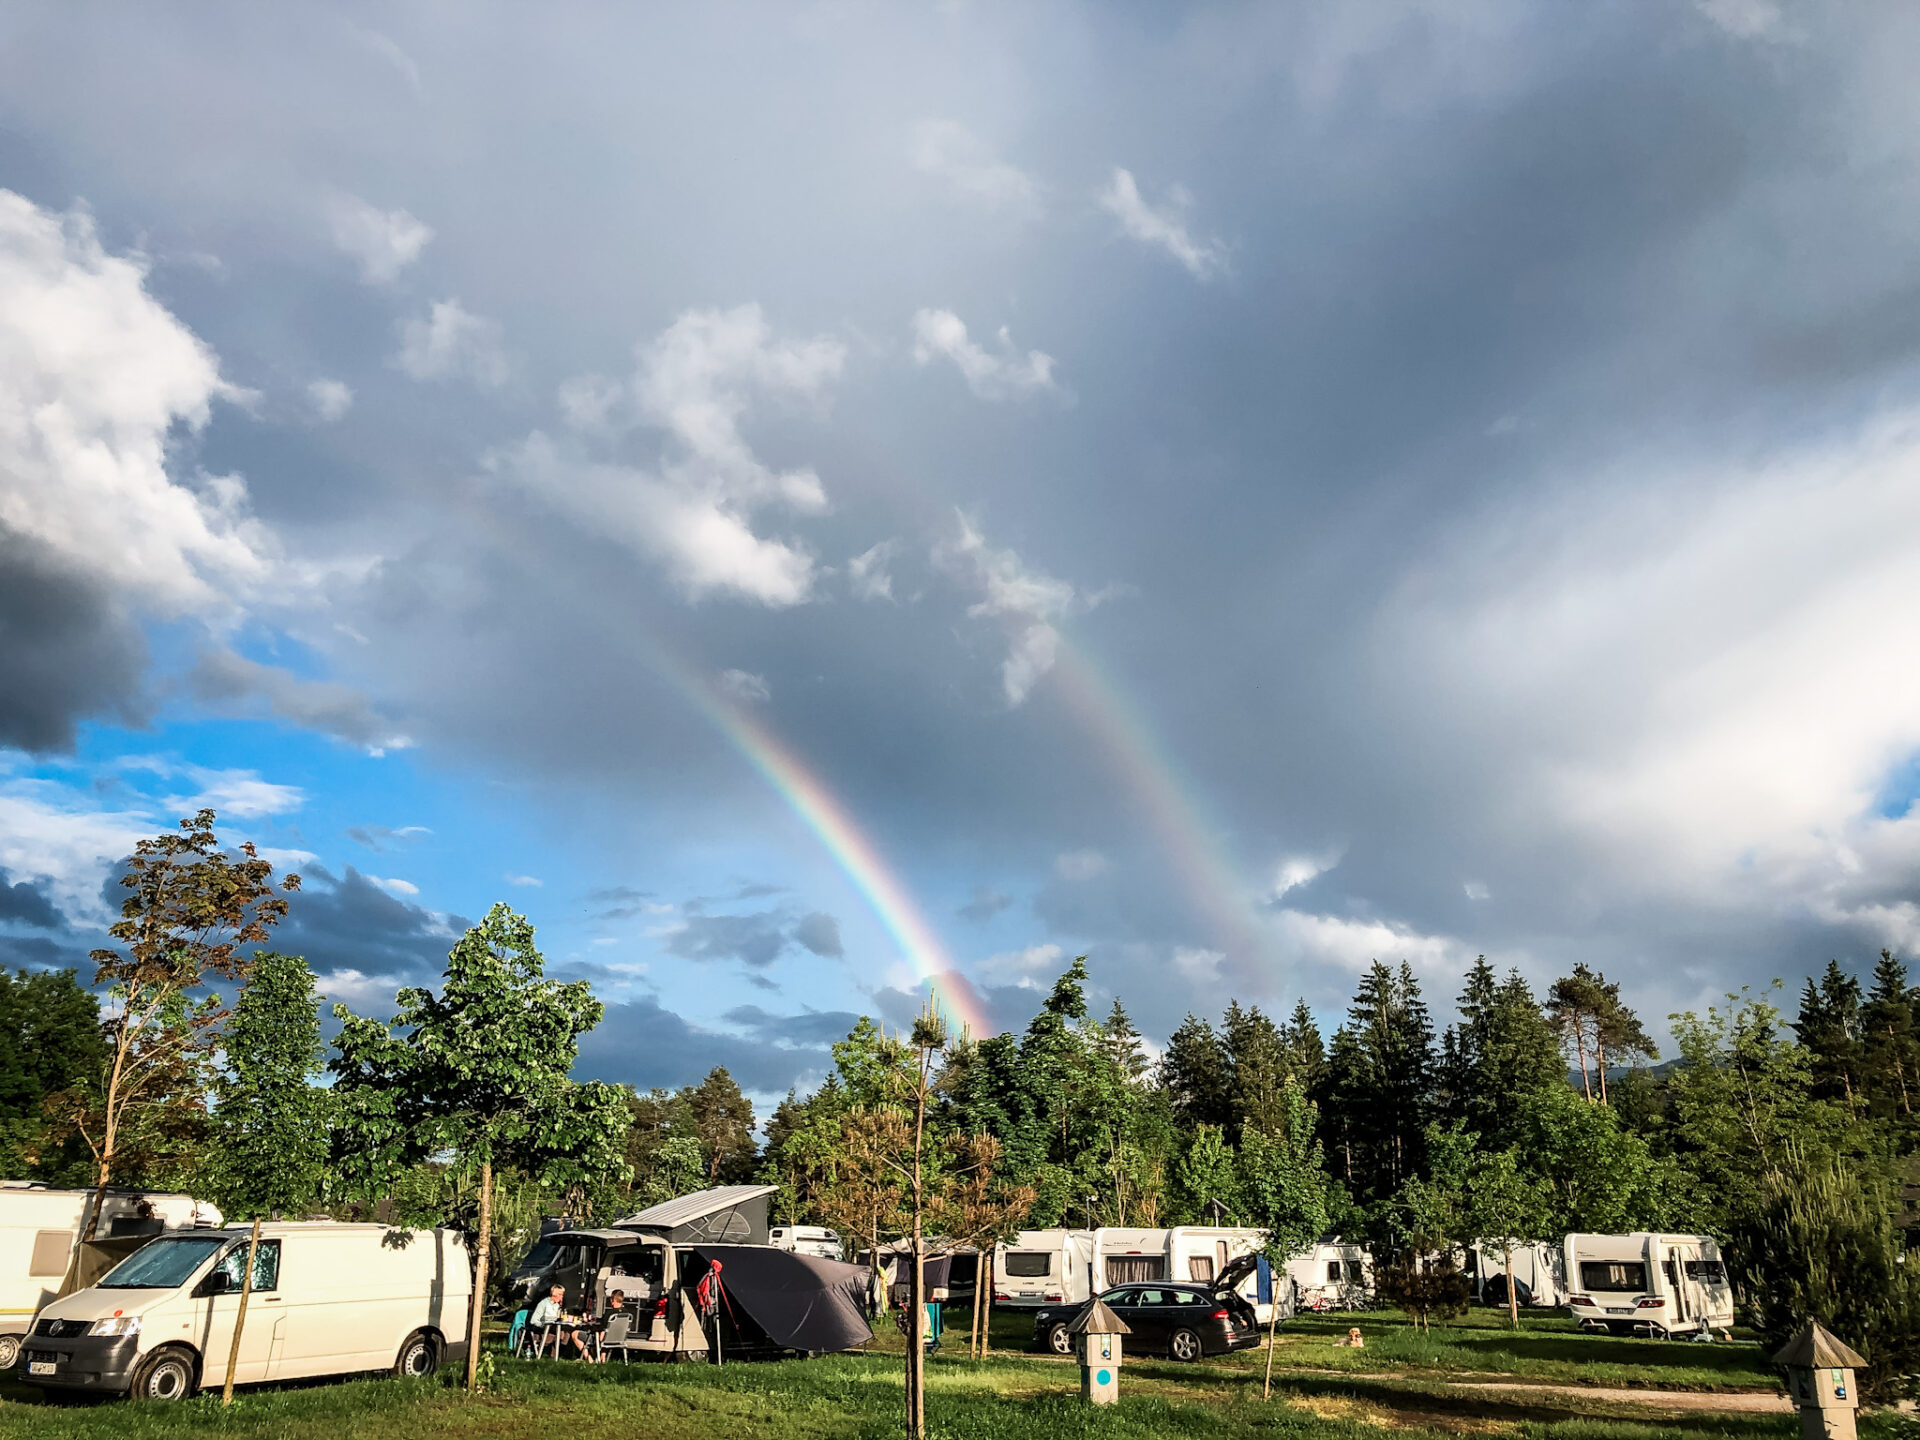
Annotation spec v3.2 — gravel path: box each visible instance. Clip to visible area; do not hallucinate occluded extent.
[1448,1382,1790,1413]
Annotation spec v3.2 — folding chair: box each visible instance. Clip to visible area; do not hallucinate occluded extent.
[506,1308,530,1357]
[599,1313,633,1364]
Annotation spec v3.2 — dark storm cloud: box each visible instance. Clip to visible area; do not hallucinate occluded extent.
[270,865,471,999]
[0,868,61,928]
[0,528,147,753]
[720,1004,863,1050]
[663,907,846,968]
[575,995,835,1094]
[0,932,87,974]
[957,887,1013,925]
[793,912,843,958]
[185,648,401,751]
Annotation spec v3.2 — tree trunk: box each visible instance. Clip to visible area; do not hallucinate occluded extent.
[1262,1284,1280,1400]
[1574,1022,1592,1102]
[1596,1035,1609,1106]
[223,1217,261,1404]
[1506,1249,1518,1328]
[906,1075,927,1440]
[466,1157,492,1391]
[980,1254,992,1357]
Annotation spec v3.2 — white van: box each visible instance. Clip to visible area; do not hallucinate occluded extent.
[20,1222,470,1400]
[769,1225,845,1261]
[1563,1232,1733,1338]
[991,1229,1095,1308]
[0,1185,217,1370]
[1285,1241,1373,1310]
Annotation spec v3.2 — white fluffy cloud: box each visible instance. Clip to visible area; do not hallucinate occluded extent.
[718,668,771,704]
[935,515,1100,705]
[911,309,1057,401]
[1273,907,1464,976]
[1099,168,1226,280]
[0,190,274,616]
[307,378,353,421]
[979,941,1064,984]
[326,193,433,283]
[910,120,1039,214]
[507,304,846,607]
[397,298,508,386]
[848,539,900,602]
[0,782,150,923]
[1272,851,1340,900]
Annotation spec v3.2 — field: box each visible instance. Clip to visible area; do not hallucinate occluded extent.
[0,1306,1842,1440]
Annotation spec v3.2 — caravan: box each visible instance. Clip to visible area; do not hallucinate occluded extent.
[1563,1233,1734,1338]
[1467,1241,1567,1308]
[1166,1226,1288,1325]
[21,1222,468,1400]
[1285,1241,1373,1311]
[0,1185,217,1371]
[990,1229,1094,1308]
[1090,1227,1170,1289]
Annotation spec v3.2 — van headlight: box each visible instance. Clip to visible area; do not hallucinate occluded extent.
[88,1316,142,1337]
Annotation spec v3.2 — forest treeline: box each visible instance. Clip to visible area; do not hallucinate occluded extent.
[7,809,1920,1394]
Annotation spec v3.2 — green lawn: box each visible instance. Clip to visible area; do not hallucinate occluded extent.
[0,1305,1809,1440]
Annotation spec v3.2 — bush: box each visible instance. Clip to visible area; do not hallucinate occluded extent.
[1375,1251,1470,1330]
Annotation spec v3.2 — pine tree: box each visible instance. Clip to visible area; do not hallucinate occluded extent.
[1862,951,1920,1120]
[1280,1000,1326,1093]
[1448,962,1565,1142]
[1794,960,1864,1112]
[1224,1001,1289,1141]
[1101,999,1150,1085]
[1159,1013,1232,1131]
[1323,961,1435,1202]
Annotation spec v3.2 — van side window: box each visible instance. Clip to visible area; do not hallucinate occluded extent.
[1683,1259,1727,1285]
[215,1240,282,1293]
[1579,1261,1648,1292]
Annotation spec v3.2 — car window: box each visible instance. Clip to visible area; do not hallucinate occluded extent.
[213,1240,282,1293]
[1105,1288,1139,1307]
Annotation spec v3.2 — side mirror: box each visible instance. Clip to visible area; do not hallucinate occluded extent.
[199,1270,234,1297]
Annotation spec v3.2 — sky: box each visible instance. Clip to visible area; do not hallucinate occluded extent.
[5,0,1920,1106]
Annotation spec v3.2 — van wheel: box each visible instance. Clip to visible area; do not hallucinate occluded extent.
[130,1347,197,1402]
[1169,1328,1203,1362]
[0,1334,19,1369]
[1047,1323,1073,1356]
[394,1330,439,1378]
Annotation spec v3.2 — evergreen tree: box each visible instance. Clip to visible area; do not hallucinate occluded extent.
[1279,1000,1326,1093]
[1101,999,1150,1085]
[1159,1013,1232,1131]
[1446,959,1565,1143]
[1224,1001,1289,1141]
[1862,951,1920,1121]
[681,1067,758,1183]
[1794,960,1864,1111]
[1323,961,1435,1202]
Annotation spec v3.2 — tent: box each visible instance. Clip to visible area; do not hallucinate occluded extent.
[614,1185,775,1246]
[680,1244,872,1356]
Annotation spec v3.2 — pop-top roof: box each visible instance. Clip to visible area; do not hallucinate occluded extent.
[614,1184,776,1231]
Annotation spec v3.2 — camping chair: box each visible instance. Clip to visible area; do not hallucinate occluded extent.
[506,1308,530,1357]
[598,1312,633,1364]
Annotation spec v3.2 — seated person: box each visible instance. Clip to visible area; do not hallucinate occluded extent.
[529,1284,592,1359]
[596,1290,629,1363]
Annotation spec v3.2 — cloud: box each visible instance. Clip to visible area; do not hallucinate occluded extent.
[1272,852,1340,900]
[1272,908,1463,977]
[1695,0,1789,42]
[1098,168,1226,280]
[347,824,431,852]
[274,864,468,996]
[1173,946,1225,984]
[367,875,419,897]
[397,299,508,386]
[935,516,1097,705]
[718,668,771,704]
[911,309,1058,401]
[156,763,304,820]
[0,785,150,924]
[663,905,846,968]
[1463,881,1490,901]
[307,378,353,421]
[502,304,845,607]
[979,941,1063,983]
[957,885,1012,924]
[326,193,432,282]
[720,1003,864,1050]
[792,911,843,957]
[0,867,62,928]
[1054,849,1109,882]
[577,994,838,1093]
[505,872,543,887]
[0,528,148,751]
[0,190,273,619]
[910,120,1039,213]
[186,648,410,752]
[848,539,900,602]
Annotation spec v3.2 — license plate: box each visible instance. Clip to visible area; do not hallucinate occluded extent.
[1606,1307,1632,1315]
[29,1361,56,1376]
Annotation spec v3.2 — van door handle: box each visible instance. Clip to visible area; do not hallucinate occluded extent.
[261,1297,283,1303]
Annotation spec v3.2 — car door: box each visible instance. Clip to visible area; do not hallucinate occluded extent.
[1123,1288,1171,1349]
[1101,1287,1149,1346]
[196,1240,282,1387]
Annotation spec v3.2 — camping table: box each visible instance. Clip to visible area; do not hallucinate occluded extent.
[534,1320,591,1358]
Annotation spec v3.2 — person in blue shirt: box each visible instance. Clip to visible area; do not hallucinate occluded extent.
[529,1285,590,1359]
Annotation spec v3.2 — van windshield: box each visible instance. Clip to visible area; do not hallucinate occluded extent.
[515,1240,560,1274]
[99,1235,229,1289]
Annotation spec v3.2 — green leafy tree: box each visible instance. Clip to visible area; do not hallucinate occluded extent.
[1469,1147,1550,1327]
[52,810,299,1252]
[1236,1079,1331,1258]
[330,902,630,1390]
[1176,1124,1241,1223]
[0,967,106,1182]
[681,1066,758,1183]
[1508,1083,1674,1233]
[204,952,329,1403]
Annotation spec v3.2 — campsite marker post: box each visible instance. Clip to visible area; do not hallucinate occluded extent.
[1067,1298,1130,1406]
[1774,1321,1865,1440]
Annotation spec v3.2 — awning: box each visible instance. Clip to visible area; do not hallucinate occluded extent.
[682,1243,873,1355]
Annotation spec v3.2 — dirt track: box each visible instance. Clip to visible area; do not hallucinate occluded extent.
[1447,1382,1790,1413]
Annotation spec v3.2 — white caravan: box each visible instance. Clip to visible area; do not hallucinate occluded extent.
[1285,1242,1373,1311]
[769,1225,845,1261]
[1091,1227,1171,1290]
[990,1229,1095,1308]
[1563,1232,1734,1338]
[0,1185,217,1370]
[1166,1226,1289,1325]
[21,1222,470,1400]
[1469,1240,1568,1308]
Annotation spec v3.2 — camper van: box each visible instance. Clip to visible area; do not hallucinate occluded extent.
[1467,1240,1567,1308]
[991,1229,1095,1308]
[1166,1226,1289,1326]
[1285,1241,1373,1310]
[1563,1233,1734,1337]
[0,1186,217,1370]
[20,1222,469,1400]
[770,1225,845,1261]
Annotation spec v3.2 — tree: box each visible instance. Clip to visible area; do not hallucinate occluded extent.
[1862,952,1920,1121]
[0,967,106,1182]
[1379,1124,1474,1331]
[1795,961,1865,1113]
[1236,1079,1331,1258]
[1509,1083,1673,1233]
[53,810,298,1256]
[682,1067,758,1183]
[1469,1148,1549,1327]
[1225,1001,1291,1141]
[204,952,329,1403]
[1160,1013,1232,1132]
[330,903,630,1390]
[1444,960,1564,1143]
[1548,964,1656,1105]
[1323,961,1435,1201]
[1176,1125,1241,1223]
[1101,999,1150,1086]
[1279,1000,1326,1095]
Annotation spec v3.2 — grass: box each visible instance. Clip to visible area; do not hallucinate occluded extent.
[0,1305,1814,1440]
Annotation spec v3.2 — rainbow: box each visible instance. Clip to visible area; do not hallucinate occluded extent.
[665,659,993,1040]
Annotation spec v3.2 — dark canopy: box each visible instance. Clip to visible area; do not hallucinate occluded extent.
[682,1243,872,1355]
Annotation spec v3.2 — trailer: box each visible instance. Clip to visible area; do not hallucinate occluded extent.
[1467,1240,1567,1307]
[0,1185,219,1371]
[1563,1232,1734,1337]
[1166,1226,1289,1325]
[1284,1241,1373,1311]
[990,1229,1094,1308]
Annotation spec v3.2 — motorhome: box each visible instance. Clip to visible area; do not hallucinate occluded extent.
[1285,1241,1373,1310]
[990,1229,1095,1308]
[769,1225,845,1261]
[20,1222,468,1400]
[0,1185,218,1371]
[1166,1226,1288,1325]
[1563,1232,1734,1338]
[1467,1240,1568,1308]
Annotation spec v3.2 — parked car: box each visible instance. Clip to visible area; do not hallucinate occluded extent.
[1031,1276,1262,1362]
